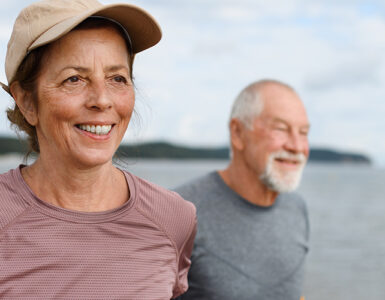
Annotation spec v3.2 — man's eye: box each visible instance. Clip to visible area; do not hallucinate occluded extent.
[300,130,309,136]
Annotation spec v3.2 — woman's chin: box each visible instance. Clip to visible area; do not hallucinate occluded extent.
[69,149,116,170]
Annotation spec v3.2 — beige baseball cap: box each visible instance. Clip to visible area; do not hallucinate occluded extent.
[1,0,162,93]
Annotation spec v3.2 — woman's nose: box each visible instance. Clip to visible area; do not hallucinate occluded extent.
[86,81,113,111]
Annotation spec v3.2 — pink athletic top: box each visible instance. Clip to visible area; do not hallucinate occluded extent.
[0,166,197,299]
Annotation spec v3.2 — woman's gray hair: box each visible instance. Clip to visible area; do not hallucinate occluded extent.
[229,79,295,129]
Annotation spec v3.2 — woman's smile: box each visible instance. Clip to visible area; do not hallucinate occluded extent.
[76,124,113,135]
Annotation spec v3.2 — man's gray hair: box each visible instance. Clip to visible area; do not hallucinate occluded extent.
[229,79,295,129]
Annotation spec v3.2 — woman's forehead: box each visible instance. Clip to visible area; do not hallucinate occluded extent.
[43,27,130,64]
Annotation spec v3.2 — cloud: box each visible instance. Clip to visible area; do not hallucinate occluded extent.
[304,58,381,91]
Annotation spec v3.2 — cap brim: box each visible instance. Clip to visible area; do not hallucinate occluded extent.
[29,4,162,54]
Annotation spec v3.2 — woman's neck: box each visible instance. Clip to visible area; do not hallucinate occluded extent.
[21,157,129,212]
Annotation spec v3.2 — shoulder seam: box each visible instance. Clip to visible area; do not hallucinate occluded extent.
[134,206,179,278]
[0,206,33,241]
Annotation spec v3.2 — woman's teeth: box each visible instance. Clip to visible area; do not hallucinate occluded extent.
[78,124,112,135]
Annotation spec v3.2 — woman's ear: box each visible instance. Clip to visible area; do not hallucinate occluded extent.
[10,81,38,126]
[229,118,245,152]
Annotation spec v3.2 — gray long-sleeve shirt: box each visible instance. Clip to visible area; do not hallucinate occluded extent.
[175,171,309,300]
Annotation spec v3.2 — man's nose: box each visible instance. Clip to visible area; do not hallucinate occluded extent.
[285,131,308,154]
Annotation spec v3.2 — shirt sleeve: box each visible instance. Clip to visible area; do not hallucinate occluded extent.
[172,213,197,298]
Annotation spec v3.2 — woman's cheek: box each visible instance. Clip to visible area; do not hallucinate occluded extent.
[119,90,135,117]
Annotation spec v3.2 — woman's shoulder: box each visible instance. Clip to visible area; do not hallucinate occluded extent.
[124,171,195,211]
[124,171,196,248]
[0,166,24,192]
[0,167,15,181]
[0,166,31,230]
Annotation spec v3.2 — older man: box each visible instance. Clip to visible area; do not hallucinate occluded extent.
[176,79,310,300]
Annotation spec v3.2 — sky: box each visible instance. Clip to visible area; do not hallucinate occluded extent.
[0,0,384,165]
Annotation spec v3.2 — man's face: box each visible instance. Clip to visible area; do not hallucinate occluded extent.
[237,85,310,192]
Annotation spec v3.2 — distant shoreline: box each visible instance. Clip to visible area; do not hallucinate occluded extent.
[116,142,372,164]
[0,137,371,164]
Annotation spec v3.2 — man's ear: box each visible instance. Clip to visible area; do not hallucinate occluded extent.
[10,81,38,126]
[229,118,245,152]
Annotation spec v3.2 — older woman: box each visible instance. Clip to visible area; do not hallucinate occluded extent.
[0,0,196,299]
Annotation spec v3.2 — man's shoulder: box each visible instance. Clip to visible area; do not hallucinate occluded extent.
[173,172,219,206]
[277,192,309,234]
[279,192,307,209]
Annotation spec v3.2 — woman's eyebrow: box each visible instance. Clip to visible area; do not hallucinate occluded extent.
[105,65,129,72]
[57,65,129,74]
[58,66,89,73]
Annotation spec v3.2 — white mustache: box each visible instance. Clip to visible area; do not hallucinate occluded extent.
[270,150,307,164]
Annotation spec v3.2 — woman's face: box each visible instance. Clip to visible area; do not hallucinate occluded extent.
[31,26,134,168]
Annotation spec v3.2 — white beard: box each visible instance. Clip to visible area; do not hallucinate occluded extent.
[259,150,307,193]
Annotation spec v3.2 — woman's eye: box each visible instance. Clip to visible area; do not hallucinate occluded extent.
[113,76,127,84]
[65,76,80,83]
